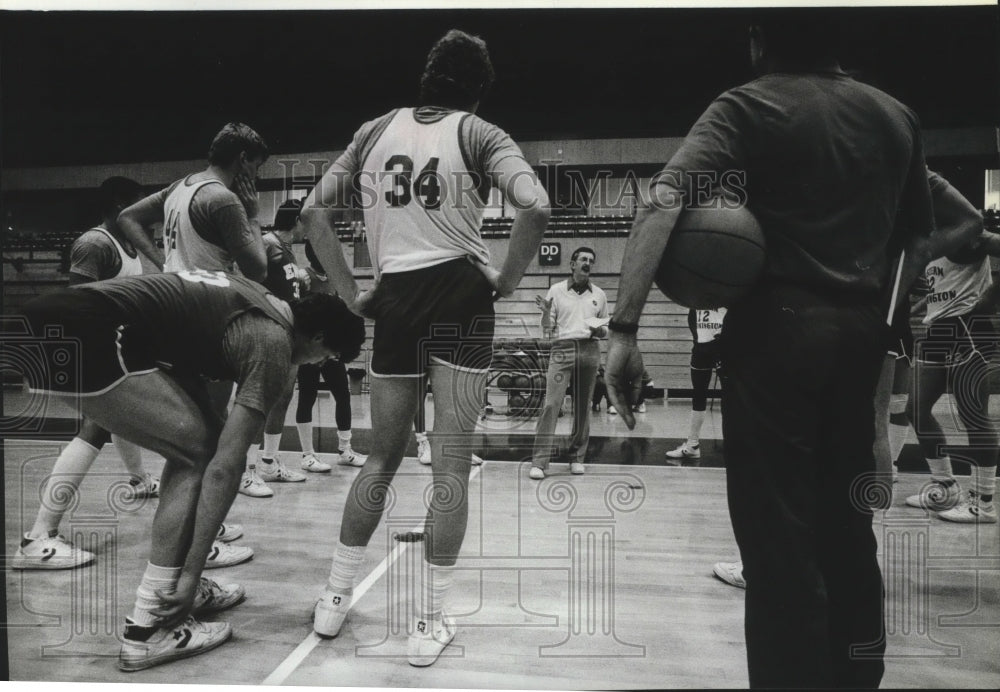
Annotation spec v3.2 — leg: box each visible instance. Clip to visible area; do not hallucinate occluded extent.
[566,341,600,466]
[872,355,895,494]
[257,368,306,481]
[323,360,365,465]
[296,363,321,456]
[905,356,961,509]
[531,343,573,472]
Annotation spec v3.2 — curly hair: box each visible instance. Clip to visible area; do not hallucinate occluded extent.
[207,122,270,167]
[291,292,366,363]
[419,29,495,109]
[98,176,143,216]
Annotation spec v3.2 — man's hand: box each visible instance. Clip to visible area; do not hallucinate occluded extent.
[473,261,510,298]
[351,286,378,318]
[294,266,312,291]
[605,331,645,430]
[152,571,199,630]
[534,295,553,313]
[234,174,259,220]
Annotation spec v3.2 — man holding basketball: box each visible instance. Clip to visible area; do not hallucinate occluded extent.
[607,12,935,688]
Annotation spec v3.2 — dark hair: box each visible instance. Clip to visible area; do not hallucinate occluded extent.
[207,122,269,167]
[99,176,143,216]
[571,246,596,262]
[291,292,366,363]
[752,9,841,66]
[419,29,495,109]
[273,198,303,232]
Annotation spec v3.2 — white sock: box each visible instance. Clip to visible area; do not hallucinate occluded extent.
[418,563,455,621]
[973,465,996,501]
[338,430,352,450]
[688,410,705,445]
[246,446,260,472]
[30,437,100,539]
[262,433,282,460]
[927,457,955,484]
[113,435,145,480]
[297,422,315,455]
[415,432,428,444]
[130,563,181,627]
[327,543,366,594]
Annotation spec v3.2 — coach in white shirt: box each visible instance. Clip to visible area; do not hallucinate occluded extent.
[530,246,608,479]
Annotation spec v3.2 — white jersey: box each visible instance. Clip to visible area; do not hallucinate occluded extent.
[922,256,992,323]
[163,177,234,273]
[92,227,143,278]
[694,308,727,343]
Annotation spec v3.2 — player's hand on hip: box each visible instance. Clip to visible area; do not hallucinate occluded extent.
[351,287,377,318]
[605,331,645,431]
[234,174,259,219]
[152,572,199,629]
[473,261,508,298]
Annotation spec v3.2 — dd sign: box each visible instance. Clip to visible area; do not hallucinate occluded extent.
[539,242,561,266]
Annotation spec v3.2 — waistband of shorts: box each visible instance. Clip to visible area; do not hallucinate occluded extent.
[378,256,478,282]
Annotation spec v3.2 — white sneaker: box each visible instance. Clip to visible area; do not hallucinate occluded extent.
[666,442,701,459]
[528,466,545,480]
[938,491,997,524]
[128,474,160,499]
[216,523,243,543]
[192,577,246,615]
[204,541,253,569]
[417,438,431,465]
[471,453,483,466]
[570,462,585,475]
[607,406,617,415]
[337,446,366,468]
[258,460,307,483]
[712,561,746,589]
[118,616,232,672]
[10,531,96,570]
[905,480,960,511]
[633,403,647,414]
[239,467,274,498]
[408,613,457,667]
[313,589,351,638]
[301,453,332,473]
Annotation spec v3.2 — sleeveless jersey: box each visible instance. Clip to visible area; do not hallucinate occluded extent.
[922,256,993,324]
[690,308,727,343]
[91,227,143,278]
[359,108,491,278]
[262,233,304,302]
[76,270,292,381]
[163,177,235,273]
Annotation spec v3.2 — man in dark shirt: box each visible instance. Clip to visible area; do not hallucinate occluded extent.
[607,12,935,688]
[17,271,365,671]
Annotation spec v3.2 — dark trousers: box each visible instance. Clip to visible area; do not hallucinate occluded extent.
[296,360,352,431]
[721,286,887,689]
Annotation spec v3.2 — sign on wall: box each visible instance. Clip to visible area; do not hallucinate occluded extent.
[539,242,561,266]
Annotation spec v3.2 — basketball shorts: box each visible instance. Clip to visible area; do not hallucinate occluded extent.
[916,311,999,366]
[18,289,158,396]
[369,257,495,377]
[691,339,723,372]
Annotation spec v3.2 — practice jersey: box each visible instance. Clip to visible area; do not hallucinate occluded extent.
[163,177,237,273]
[336,106,527,278]
[262,232,304,302]
[74,270,293,381]
[70,227,143,281]
[922,256,993,324]
[689,308,727,343]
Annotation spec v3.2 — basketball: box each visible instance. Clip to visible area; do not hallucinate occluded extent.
[654,202,766,309]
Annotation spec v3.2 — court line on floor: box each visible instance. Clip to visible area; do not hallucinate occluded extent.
[262,462,484,686]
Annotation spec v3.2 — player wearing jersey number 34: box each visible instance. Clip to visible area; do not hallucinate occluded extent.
[18,270,365,671]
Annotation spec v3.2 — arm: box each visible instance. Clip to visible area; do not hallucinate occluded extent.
[488,156,550,296]
[118,190,167,268]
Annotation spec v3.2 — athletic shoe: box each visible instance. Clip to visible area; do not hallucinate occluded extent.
[591,403,600,412]
[905,480,961,511]
[301,453,332,473]
[471,453,483,466]
[9,531,96,570]
[239,467,273,498]
[607,406,617,415]
[633,403,647,414]
[216,523,243,543]
[408,613,457,667]
[203,541,253,569]
[570,462,585,475]
[337,447,366,468]
[938,491,997,524]
[713,561,746,589]
[128,474,160,499]
[258,460,306,483]
[118,615,232,672]
[313,590,351,638]
[192,577,246,616]
[529,466,545,480]
[666,442,701,460]
[417,439,431,465]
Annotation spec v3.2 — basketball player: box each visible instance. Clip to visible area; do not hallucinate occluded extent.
[17,270,365,670]
[11,177,170,570]
[904,172,1000,523]
[300,30,549,666]
[529,247,608,479]
[118,122,275,501]
[666,308,726,461]
[606,12,939,687]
